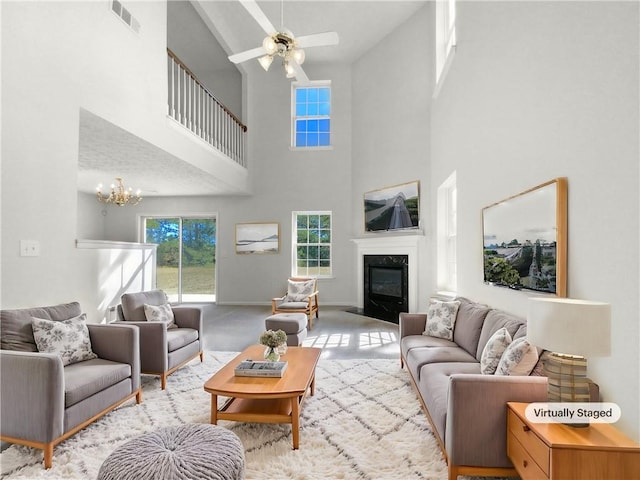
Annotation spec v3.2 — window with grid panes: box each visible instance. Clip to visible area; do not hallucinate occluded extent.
[293,212,332,277]
[437,172,457,292]
[292,82,331,148]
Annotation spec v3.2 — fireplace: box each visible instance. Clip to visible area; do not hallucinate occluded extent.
[363,255,408,323]
[352,235,421,319]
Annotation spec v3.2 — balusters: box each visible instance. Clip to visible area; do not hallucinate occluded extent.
[166,49,247,167]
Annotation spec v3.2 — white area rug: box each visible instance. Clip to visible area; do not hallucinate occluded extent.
[1,352,450,479]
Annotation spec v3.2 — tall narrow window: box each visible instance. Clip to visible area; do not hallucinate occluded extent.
[143,216,216,302]
[437,172,457,292]
[292,81,331,148]
[435,0,456,92]
[293,212,332,277]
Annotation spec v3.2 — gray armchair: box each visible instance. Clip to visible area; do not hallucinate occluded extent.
[116,290,203,389]
[0,302,141,469]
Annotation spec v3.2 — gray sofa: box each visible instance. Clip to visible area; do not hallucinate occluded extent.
[399,297,548,480]
[0,302,141,468]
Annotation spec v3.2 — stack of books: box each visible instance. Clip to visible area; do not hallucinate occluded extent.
[234,360,288,378]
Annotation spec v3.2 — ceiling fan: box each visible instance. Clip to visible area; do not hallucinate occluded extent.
[228,0,339,83]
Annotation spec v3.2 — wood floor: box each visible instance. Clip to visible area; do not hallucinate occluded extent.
[199,304,400,360]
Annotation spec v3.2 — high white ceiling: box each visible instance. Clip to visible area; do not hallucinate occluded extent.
[78,1,429,197]
[200,1,429,67]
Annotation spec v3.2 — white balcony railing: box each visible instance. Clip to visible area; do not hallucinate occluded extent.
[167,49,247,167]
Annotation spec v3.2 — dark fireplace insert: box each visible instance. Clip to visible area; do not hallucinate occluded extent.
[363,255,408,323]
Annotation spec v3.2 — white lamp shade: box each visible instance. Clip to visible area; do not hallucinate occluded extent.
[284,61,295,78]
[527,297,611,357]
[258,55,273,71]
[292,48,305,65]
[262,36,277,55]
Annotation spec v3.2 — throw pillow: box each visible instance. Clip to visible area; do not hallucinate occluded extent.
[31,314,98,366]
[143,303,177,329]
[480,327,512,375]
[423,300,461,341]
[495,337,539,376]
[286,279,315,302]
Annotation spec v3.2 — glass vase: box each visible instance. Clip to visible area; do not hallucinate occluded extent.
[263,346,280,362]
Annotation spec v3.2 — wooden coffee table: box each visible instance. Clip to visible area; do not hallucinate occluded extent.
[203,345,321,449]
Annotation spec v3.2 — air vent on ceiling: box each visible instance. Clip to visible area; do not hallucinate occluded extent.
[111,0,140,34]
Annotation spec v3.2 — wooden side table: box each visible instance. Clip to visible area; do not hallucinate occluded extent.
[507,402,640,480]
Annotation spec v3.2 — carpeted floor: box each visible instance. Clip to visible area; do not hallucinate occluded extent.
[1,351,452,480]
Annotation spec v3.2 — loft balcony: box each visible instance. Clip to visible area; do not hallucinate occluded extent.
[167,49,247,168]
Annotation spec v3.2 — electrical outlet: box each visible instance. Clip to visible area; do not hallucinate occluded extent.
[20,240,40,257]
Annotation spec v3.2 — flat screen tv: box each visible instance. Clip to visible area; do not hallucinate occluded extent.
[364,181,420,232]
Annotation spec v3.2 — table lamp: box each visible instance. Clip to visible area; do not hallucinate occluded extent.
[527,297,611,405]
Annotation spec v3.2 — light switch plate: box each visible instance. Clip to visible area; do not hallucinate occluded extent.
[20,240,40,257]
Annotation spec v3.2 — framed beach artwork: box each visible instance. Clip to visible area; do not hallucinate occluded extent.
[364,181,420,232]
[482,178,567,297]
[235,223,280,254]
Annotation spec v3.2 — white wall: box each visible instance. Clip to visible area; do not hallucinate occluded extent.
[431,1,639,441]
[351,4,434,312]
[103,61,355,306]
[1,1,245,319]
[167,0,243,119]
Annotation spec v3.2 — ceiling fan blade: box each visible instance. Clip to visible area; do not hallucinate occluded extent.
[228,46,265,64]
[289,59,310,84]
[238,0,276,35]
[296,32,340,49]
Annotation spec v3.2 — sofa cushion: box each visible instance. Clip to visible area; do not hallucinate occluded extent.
[480,327,512,375]
[276,301,310,310]
[424,300,460,341]
[32,314,98,366]
[166,328,198,353]
[476,309,525,361]
[401,335,458,362]
[512,323,527,341]
[286,279,315,302]
[496,337,539,376]
[452,298,491,358]
[418,362,482,442]
[121,290,168,321]
[406,346,477,382]
[144,303,177,329]
[64,358,132,407]
[0,302,82,352]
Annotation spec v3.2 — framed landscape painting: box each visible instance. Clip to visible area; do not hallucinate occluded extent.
[235,223,279,254]
[482,178,567,297]
[364,181,420,232]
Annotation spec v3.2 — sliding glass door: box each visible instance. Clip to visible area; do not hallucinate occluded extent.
[143,216,216,302]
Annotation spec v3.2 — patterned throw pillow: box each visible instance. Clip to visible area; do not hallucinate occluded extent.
[423,300,461,341]
[480,327,512,375]
[495,337,539,376]
[286,279,315,302]
[143,303,177,329]
[31,314,98,366]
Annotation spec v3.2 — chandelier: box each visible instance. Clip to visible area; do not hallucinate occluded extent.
[96,177,142,206]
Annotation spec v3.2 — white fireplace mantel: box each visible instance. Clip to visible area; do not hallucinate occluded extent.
[352,235,423,313]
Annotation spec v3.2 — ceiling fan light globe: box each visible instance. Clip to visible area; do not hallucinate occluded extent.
[258,55,273,71]
[292,48,305,65]
[284,61,296,78]
[262,36,277,55]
